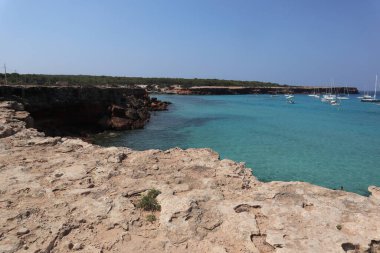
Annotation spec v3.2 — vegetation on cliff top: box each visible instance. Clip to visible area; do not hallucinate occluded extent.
[0,73,281,88]
[137,189,161,211]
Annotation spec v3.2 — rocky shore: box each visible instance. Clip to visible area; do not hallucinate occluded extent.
[154,86,359,95]
[0,85,170,137]
[1,99,380,253]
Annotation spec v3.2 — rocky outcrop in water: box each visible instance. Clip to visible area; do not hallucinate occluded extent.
[0,85,169,136]
[0,101,379,253]
[149,97,171,111]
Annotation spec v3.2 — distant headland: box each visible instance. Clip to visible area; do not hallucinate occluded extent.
[0,73,359,95]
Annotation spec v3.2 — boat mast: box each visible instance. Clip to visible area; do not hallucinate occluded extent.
[374,74,378,100]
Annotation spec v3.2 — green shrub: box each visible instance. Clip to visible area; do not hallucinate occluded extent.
[146,189,161,199]
[137,189,161,211]
[146,214,156,223]
[336,224,342,230]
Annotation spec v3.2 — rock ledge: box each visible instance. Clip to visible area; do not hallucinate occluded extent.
[0,101,379,253]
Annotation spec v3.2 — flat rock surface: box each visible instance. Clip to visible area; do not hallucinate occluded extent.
[0,101,379,253]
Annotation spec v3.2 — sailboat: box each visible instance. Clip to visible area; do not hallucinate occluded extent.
[321,81,336,102]
[270,90,279,97]
[337,85,350,100]
[361,75,380,103]
[357,91,371,99]
[330,99,340,106]
[308,88,316,97]
[329,89,340,106]
[359,78,375,99]
[285,94,294,99]
[357,93,371,99]
[313,88,321,98]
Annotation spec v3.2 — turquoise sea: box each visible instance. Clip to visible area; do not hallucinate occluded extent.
[94,94,380,195]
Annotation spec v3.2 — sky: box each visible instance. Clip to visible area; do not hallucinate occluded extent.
[0,0,379,88]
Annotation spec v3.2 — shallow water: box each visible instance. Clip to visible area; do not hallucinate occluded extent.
[94,94,380,195]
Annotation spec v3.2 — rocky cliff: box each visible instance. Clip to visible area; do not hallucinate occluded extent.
[0,101,380,253]
[158,86,359,95]
[0,85,169,136]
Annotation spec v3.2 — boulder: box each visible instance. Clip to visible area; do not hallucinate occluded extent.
[109,117,133,130]
[369,186,380,201]
[110,105,127,118]
[125,108,138,120]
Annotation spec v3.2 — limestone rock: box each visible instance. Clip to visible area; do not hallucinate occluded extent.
[369,186,380,201]
[16,227,30,236]
[0,86,172,137]
[0,102,379,253]
[72,242,84,250]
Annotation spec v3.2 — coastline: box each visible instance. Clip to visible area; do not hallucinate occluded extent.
[0,85,170,137]
[151,86,359,95]
[1,93,380,252]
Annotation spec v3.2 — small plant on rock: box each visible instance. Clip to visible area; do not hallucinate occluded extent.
[137,189,161,211]
[146,214,156,223]
[336,224,342,230]
[146,189,161,199]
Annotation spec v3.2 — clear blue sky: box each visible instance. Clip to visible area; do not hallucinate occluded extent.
[0,0,379,88]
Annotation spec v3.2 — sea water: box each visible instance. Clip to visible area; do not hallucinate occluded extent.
[94,94,380,195]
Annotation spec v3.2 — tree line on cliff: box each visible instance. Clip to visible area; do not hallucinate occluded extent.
[0,73,282,88]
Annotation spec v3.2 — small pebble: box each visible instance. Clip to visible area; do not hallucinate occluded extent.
[55,173,63,178]
[16,227,30,236]
[78,219,87,223]
[121,233,131,242]
[72,243,84,250]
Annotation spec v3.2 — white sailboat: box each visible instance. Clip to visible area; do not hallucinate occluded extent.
[359,78,375,99]
[337,85,350,100]
[284,93,294,99]
[308,88,316,97]
[322,94,336,100]
[357,91,371,99]
[361,75,380,103]
[357,94,371,99]
[313,88,321,98]
[308,88,320,98]
[330,99,340,106]
[321,80,336,102]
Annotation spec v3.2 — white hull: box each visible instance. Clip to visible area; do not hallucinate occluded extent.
[323,95,337,100]
[361,75,378,102]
